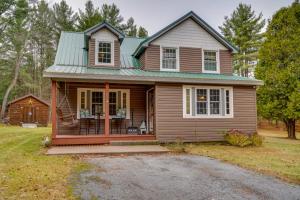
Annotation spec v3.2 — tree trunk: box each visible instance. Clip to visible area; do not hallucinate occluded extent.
[284,119,296,139]
[0,55,22,120]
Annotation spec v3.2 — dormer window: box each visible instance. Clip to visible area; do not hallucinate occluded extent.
[96,41,114,65]
[160,46,179,71]
[202,50,220,73]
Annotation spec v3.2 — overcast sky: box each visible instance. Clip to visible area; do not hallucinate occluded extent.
[49,0,294,35]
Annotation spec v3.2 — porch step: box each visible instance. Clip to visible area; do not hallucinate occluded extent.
[110,140,159,146]
[22,123,37,128]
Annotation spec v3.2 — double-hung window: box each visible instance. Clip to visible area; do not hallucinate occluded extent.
[203,50,219,73]
[77,88,130,119]
[97,41,113,65]
[184,86,233,118]
[161,47,178,71]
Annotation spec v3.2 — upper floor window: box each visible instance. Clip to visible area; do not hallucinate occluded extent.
[96,41,113,65]
[203,50,220,73]
[161,47,179,71]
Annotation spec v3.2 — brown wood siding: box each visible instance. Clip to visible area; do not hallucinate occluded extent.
[155,84,257,142]
[180,47,202,73]
[88,38,95,66]
[57,83,148,135]
[88,39,120,67]
[220,50,233,75]
[114,40,120,67]
[8,97,49,126]
[143,45,160,71]
[139,52,146,69]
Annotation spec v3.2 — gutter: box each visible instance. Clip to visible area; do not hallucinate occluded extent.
[43,71,263,86]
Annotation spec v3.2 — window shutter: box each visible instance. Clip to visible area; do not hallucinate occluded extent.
[87,90,91,112]
[221,88,225,116]
[191,87,196,116]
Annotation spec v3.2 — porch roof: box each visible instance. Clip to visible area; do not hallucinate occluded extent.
[44,65,263,86]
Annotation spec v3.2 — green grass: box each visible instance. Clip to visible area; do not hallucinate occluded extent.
[0,125,86,200]
[168,129,300,184]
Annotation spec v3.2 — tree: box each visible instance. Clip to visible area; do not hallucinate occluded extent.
[100,3,123,28]
[256,0,300,139]
[219,3,265,77]
[52,0,77,47]
[0,0,15,36]
[0,0,29,120]
[137,26,148,37]
[27,0,55,99]
[121,17,137,36]
[76,0,102,31]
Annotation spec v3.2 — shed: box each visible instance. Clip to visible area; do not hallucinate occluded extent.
[8,94,50,126]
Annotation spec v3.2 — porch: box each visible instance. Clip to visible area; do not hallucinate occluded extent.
[51,81,156,145]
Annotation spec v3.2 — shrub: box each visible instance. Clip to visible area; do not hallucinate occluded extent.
[250,133,264,147]
[224,129,252,147]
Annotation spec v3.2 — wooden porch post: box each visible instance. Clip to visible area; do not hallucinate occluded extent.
[104,82,110,136]
[51,80,57,139]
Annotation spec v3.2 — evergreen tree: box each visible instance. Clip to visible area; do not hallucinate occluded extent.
[256,1,300,139]
[100,3,123,28]
[0,0,15,36]
[0,0,29,120]
[52,0,77,47]
[27,0,55,99]
[122,17,137,36]
[137,26,148,38]
[219,3,265,77]
[76,0,102,31]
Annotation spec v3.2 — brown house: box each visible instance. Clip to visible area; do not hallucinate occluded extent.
[43,11,263,145]
[8,94,49,126]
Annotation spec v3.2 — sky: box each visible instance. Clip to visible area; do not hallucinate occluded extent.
[49,0,294,35]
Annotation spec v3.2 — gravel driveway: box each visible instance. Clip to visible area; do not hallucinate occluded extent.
[73,154,300,200]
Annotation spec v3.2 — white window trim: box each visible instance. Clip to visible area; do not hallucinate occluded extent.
[77,88,130,119]
[183,85,233,118]
[95,40,114,66]
[160,45,180,72]
[202,49,220,74]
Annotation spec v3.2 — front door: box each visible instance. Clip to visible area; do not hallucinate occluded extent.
[147,89,155,133]
[22,106,36,123]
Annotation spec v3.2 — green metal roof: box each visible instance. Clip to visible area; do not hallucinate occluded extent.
[54,32,87,66]
[120,37,145,68]
[44,65,263,86]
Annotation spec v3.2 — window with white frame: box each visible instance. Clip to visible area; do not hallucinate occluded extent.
[183,86,233,118]
[97,41,112,64]
[77,88,130,119]
[161,47,178,71]
[203,50,219,73]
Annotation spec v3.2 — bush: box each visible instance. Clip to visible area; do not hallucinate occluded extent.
[224,129,263,147]
[250,133,264,147]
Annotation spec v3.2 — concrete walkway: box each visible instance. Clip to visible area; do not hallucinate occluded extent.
[46,145,169,155]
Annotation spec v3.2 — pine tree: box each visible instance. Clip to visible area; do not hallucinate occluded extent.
[121,17,137,36]
[137,26,148,38]
[52,0,77,47]
[0,0,29,120]
[100,3,123,28]
[219,3,265,77]
[76,0,102,31]
[27,0,55,99]
[256,1,300,139]
[0,0,15,36]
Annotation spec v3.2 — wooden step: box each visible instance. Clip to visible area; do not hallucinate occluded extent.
[110,140,159,146]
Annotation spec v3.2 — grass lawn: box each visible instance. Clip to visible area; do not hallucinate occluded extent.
[0,125,88,200]
[168,129,300,184]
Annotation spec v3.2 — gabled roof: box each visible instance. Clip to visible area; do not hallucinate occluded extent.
[133,11,238,57]
[84,21,125,40]
[8,94,50,107]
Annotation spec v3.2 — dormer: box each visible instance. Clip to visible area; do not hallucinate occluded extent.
[134,11,238,75]
[85,22,124,68]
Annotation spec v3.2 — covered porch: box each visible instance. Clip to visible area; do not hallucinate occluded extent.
[51,81,156,145]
